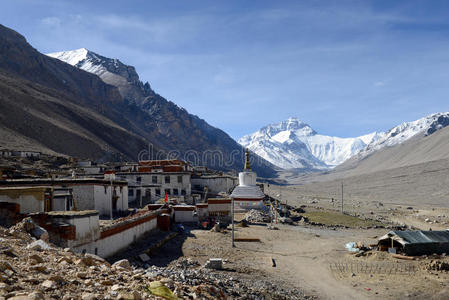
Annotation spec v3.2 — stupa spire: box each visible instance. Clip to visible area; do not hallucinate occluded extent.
[244,148,251,171]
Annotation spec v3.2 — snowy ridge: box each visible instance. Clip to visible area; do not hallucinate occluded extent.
[47,48,151,105]
[239,113,449,170]
[47,48,119,75]
[47,48,89,66]
[360,112,449,156]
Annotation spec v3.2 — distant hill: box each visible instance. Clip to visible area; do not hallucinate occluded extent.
[0,25,277,177]
[335,123,449,177]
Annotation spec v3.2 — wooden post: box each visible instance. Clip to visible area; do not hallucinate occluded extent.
[110,178,113,220]
[232,196,235,248]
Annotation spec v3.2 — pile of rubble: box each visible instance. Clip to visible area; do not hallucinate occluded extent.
[146,258,310,299]
[244,209,271,223]
[426,260,449,271]
[0,219,311,299]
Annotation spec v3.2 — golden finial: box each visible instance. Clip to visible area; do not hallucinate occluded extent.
[244,148,251,171]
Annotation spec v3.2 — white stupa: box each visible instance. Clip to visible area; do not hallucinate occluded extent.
[230,149,265,209]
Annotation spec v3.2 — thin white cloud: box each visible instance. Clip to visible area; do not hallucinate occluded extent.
[94,13,207,46]
[40,16,61,27]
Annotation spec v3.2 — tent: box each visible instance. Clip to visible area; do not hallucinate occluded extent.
[378,230,449,256]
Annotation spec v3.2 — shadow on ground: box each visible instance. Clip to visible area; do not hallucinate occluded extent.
[106,225,196,267]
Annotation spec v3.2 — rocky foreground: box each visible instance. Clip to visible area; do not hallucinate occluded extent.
[0,219,308,299]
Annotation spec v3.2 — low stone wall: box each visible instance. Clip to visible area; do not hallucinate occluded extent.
[1,200,170,259]
[72,209,168,258]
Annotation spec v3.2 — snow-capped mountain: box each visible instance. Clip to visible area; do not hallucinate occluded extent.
[239,118,381,169]
[240,113,449,170]
[47,48,154,105]
[359,112,449,156]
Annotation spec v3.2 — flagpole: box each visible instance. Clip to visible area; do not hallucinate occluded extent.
[231,196,235,248]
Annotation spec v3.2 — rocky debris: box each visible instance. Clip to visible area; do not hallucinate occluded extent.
[279,217,293,224]
[244,209,271,223]
[112,259,132,270]
[0,224,310,299]
[27,239,50,251]
[426,260,449,271]
[144,258,310,299]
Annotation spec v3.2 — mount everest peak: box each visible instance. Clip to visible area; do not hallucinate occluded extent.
[239,117,377,170]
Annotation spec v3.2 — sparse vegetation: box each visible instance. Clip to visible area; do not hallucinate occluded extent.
[302,210,384,228]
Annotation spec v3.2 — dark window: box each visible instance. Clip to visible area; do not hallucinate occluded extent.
[155,189,161,196]
[137,176,141,183]
[177,176,183,183]
[173,189,178,195]
[165,176,170,183]
[95,248,98,255]
[181,189,186,196]
[128,189,134,196]
[194,185,201,190]
[165,189,171,195]
[152,176,158,184]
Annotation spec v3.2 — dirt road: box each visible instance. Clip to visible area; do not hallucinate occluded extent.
[167,222,384,299]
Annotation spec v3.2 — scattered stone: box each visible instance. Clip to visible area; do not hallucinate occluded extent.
[76,272,88,279]
[27,292,44,300]
[57,256,72,264]
[27,240,50,251]
[29,254,44,264]
[81,293,97,300]
[101,279,113,286]
[41,280,57,289]
[48,274,65,283]
[111,284,122,291]
[29,264,47,273]
[0,283,10,292]
[85,253,107,264]
[0,261,13,272]
[112,259,131,271]
[0,248,18,258]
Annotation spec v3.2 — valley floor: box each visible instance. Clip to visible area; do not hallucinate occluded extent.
[145,187,449,299]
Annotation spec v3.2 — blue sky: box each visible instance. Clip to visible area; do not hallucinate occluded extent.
[2,0,449,140]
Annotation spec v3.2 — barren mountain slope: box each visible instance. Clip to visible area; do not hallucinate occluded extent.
[0,71,149,160]
[335,124,449,177]
[46,47,278,176]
